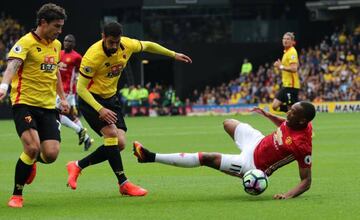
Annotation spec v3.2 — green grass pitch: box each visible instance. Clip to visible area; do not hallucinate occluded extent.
[0,113,360,219]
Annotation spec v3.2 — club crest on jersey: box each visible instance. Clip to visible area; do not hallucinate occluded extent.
[107,64,123,78]
[41,56,57,73]
[285,136,292,145]
[13,45,22,53]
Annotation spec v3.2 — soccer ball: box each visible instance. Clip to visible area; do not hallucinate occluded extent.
[242,169,268,195]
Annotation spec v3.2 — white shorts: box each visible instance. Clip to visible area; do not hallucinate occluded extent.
[220,122,264,175]
[56,94,76,109]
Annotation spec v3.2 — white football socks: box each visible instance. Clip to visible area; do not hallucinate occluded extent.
[60,115,81,133]
[155,153,201,167]
[74,119,90,140]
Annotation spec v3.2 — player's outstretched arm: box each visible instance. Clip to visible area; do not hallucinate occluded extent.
[0,59,22,101]
[273,167,311,200]
[174,53,192,63]
[251,107,286,127]
[141,41,192,63]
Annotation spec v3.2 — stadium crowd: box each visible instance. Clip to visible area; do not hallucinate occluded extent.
[188,25,360,105]
[0,13,25,105]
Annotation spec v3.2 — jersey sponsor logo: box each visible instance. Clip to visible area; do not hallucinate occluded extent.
[304,155,312,165]
[66,57,71,63]
[36,47,41,52]
[13,45,22,53]
[58,61,67,71]
[40,56,57,73]
[107,64,123,78]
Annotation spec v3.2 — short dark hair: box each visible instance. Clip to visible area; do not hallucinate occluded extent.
[300,101,316,122]
[65,34,76,42]
[37,3,67,26]
[103,22,123,37]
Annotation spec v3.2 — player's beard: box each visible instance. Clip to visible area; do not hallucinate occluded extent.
[108,48,117,54]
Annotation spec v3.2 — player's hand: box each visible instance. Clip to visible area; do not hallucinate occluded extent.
[60,99,70,114]
[0,89,6,101]
[98,107,117,124]
[273,194,287,200]
[250,107,267,116]
[175,53,192,64]
[273,59,281,68]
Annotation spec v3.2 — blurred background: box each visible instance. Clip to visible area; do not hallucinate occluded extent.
[1,0,360,117]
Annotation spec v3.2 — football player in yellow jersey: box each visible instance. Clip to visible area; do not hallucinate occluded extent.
[0,3,68,208]
[66,21,192,196]
[273,32,300,112]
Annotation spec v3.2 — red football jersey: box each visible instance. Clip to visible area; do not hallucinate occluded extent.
[59,50,82,94]
[254,122,312,176]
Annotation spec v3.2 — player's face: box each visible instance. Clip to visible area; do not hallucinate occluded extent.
[282,34,293,48]
[63,36,75,50]
[43,19,64,41]
[286,103,304,128]
[104,36,120,54]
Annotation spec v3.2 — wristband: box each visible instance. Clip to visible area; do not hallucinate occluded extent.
[0,83,9,91]
[279,65,284,70]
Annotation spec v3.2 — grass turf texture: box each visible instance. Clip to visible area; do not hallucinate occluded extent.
[0,113,359,219]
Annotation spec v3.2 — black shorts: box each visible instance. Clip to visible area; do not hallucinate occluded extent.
[275,87,299,106]
[12,104,61,142]
[78,94,127,136]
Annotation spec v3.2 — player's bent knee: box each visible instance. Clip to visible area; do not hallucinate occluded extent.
[223,119,239,136]
[42,151,59,163]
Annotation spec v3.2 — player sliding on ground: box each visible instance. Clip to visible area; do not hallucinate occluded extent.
[133,101,316,199]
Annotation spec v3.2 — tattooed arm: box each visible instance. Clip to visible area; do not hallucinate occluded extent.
[0,59,23,101]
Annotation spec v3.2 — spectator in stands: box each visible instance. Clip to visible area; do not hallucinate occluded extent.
[240,58,252,76]
[162,86,175,107]
[138,85,149,107]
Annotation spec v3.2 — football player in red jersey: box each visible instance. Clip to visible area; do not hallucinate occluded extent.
[133,101,316,199]
[56,34,93,151]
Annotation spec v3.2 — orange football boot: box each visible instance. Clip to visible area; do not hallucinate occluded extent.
[66,161,81,190]
[8,195,23,208]
[120,181,148,196]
